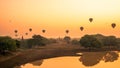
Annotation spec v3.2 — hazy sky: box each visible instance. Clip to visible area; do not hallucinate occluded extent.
[0,0,120,38]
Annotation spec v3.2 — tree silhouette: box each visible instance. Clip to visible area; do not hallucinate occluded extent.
[64,36,71,44]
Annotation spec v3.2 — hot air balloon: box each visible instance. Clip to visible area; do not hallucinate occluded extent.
[80,27,84,31]
[14,30,18,33]
[15,34,18,37]
[42,29,46,33]
[89,18,93,22]
[25,33,28,35]
[9,20,12,23]
[66,30,69,34]
[29,28,32,32]
[111,23,116,28]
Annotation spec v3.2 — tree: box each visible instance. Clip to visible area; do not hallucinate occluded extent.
[103,36,117,49]
[26,39,34,48]
[71,39,80,45]
[26,35,49,48]
[79,35,102,49]
[64,36,71,44]
[15,40,20,48]
[116,38,120,48]
[0,36,16,55]
[32,35,49,45]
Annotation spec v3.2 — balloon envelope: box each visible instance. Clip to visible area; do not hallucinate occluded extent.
[89,18,93,22]
[29,28,32,32]
[14,30,18,33]
[66,30,69,34]
[80,27,84,31]
[42,30,46,33]
[15,34,18,37]
[25,33,28,35]
[9,20,12,23]
[111,23,116,28]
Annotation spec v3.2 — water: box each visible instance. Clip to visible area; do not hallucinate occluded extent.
[17,51,120,68]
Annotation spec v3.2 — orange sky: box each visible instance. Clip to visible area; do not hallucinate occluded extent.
[0,0,120,38]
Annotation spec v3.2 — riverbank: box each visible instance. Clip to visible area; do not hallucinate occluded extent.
[0,43,120,68]
[0,43,82,68]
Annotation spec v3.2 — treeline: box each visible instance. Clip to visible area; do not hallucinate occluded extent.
[79,34,120,49]
[1,34,120,55]
[0,36,17,55]
[23,35,50,48]
[0,35,55,55]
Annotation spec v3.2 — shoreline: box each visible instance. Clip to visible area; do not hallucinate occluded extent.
[0,44,120,68]
[0,48,81,68]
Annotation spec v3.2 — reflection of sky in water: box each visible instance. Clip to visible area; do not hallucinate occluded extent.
[18,51,120,68]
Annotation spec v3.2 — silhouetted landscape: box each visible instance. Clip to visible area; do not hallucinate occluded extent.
[0,34,120,68]
[1,0,120,68]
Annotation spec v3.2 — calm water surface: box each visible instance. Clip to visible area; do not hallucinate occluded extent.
[17,51,120,68]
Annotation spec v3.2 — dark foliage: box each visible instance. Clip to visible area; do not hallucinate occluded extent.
[0,36,16,55]
[64,36,71,44]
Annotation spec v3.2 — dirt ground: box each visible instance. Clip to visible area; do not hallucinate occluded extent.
[0,42,82,68]
[0,41,119,68]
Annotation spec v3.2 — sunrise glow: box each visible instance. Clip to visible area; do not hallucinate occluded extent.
[0,0,120,38]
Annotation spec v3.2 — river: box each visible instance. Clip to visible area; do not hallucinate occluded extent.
[16,51,120,68]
